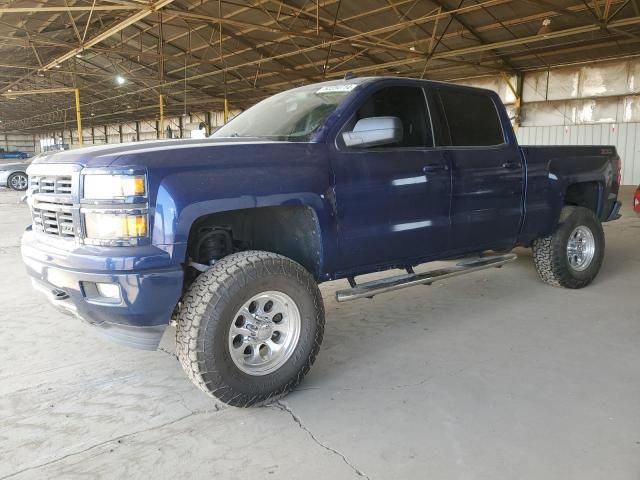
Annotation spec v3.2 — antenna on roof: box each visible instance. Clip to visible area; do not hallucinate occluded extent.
[344,72,356,80]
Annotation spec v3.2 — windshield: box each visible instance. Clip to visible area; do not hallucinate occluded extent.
[211,83,359,142]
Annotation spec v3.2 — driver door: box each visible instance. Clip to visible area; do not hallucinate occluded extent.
[330,85,452,271]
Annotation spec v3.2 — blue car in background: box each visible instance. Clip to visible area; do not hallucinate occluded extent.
[0,151,30,160]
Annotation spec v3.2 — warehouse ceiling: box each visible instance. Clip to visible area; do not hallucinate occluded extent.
[1,0,640,132]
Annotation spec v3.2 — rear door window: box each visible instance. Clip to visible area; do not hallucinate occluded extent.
[436,89,504,147]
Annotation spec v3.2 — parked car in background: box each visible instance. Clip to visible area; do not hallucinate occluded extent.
[0,159,31,191]
[634,186,640,215]
[0,151,30,160]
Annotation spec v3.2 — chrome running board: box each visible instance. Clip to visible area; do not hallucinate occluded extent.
[335,253,518,303]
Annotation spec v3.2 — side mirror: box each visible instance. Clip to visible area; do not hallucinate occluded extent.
[342,116,403,148]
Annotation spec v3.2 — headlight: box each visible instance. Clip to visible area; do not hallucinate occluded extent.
[83,174,146,199]
[81,171,148,244]
[84,211,148,240]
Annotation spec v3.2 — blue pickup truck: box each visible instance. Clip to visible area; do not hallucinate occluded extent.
[22,77,621,406]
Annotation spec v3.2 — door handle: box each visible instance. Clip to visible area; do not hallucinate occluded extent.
[502,161,520,169]
[423,164,449,173]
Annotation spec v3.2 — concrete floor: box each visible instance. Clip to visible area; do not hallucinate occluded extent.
[0,186,639,480]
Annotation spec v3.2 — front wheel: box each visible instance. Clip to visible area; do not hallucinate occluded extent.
[532,206,605,289]
[8,172,28,191]
[176,251,325,407]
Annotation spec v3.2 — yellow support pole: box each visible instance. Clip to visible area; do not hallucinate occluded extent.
[74,88,83,146]
[223,96,229,124]
[501,72,521,131]
[159,94,165,139]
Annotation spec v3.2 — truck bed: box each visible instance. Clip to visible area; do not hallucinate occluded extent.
[518,144,620,245]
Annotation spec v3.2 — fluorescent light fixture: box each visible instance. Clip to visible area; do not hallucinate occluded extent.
[537,18,552,36]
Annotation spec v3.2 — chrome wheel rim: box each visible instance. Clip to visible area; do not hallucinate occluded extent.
[10,174,27,190]
[228,291,301,376]
[567,225,595,272]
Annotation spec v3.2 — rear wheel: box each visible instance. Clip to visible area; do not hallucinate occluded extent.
[8,172,28,191]
[176,251,324,407]
[532,206,605,289]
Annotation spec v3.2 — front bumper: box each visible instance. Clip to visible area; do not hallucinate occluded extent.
[22,228,184,350]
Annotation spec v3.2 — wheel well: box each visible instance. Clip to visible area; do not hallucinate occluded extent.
[564,182,601,214]
[186,205,322,277]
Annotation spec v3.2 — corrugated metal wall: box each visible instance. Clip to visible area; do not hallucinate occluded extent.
[516,123,639,185]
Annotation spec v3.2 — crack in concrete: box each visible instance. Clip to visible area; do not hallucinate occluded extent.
[272,401,370,480]
[157,346,177,358]
[0,407,222,479]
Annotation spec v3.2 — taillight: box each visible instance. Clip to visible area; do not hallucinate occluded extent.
[634,189,640,212]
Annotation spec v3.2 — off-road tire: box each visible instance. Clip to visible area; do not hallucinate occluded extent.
[532,206,605,289]
[176,251,324,407]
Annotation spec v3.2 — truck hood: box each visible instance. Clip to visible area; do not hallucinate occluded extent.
[30,137,295,168]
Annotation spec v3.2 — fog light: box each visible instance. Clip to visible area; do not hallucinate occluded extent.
[96,282,121,300]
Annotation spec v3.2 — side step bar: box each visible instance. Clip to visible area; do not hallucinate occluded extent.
[335,253,518,303]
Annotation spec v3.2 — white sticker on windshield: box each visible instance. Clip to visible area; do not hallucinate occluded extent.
[316,84,358,93]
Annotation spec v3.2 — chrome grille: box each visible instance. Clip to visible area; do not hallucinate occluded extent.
[30,175,72,195]
[32,201,75,238]
[28,168,78,240]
